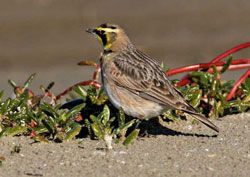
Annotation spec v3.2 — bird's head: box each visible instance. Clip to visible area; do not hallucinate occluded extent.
[86,23,131,51]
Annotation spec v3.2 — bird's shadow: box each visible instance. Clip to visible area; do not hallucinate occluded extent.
[137,118,217,138]
[61,99,217,138]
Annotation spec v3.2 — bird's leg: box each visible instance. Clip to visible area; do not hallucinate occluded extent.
[135,119,152,137]
[134,119,142,129]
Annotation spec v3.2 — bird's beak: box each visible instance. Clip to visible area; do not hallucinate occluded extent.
[86,28,96,34]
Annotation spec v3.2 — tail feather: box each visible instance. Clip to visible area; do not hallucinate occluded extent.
[183,110,219,133]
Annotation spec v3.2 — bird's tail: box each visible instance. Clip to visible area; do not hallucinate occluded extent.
[183,109,219,133]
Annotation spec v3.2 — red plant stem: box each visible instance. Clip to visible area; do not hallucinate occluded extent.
[56,80,101,100]
[30,130,37,137]
[175,42,250,86]
[92,64,100,80]
[176,76,190,87]
[210,42,250,64]
[226,68,250,100]
[208,63,250,73]
[56,62,101,101]
[174,63,250,87]
[167,59,250,76]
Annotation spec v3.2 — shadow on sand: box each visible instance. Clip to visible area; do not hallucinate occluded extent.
[138,118,218,138]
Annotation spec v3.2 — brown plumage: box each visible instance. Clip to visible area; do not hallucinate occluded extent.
[86,23,219,133]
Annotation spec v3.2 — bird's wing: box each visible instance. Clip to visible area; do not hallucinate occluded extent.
[107,49,188,110]
[105,49,219,132]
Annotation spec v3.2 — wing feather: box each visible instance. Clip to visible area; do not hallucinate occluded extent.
[107,49,186,109]
[103,49,219,132]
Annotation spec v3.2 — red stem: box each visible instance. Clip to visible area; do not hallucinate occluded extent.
[210,42,250,64]
[56,62,101,101]
[175,42,250,86]
[208,63,250,73]
[226,68,250,100]
[56,80,101,100]
[167,59,250,76]
[176,76,190,87]
[92,64,100,80]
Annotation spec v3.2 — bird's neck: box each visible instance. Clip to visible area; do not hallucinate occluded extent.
[104,34,132,52]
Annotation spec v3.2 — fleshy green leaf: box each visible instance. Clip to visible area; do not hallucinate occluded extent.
[91,123,103,140]
[24,73,36,89]
[8,79,17,88]
[190,90,202,108]
[65,123,81,140]
[101,105,110,126]
[123,129,139,147]
[74,86,87,99]
[2,126,27,136]
[221,56,232,73]
[118,108,125,127]
[0,98,11,114]
[190,71,212,87]
[64,104,85,121]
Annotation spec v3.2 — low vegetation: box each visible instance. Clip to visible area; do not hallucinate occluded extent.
[0,42,249,149]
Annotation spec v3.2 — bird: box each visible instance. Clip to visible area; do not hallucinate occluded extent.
[86,23,219,133]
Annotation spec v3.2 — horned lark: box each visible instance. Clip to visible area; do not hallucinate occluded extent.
[86,23,219,132]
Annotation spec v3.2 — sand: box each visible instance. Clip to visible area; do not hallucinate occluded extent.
[1,1,250,176]
[0,113,250,177]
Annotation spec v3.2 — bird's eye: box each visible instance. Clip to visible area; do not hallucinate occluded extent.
[96,30,105,36]
[100,30,105,34]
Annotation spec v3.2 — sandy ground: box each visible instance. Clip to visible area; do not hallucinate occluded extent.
[1,1,250,177]
[0,113,250,177]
